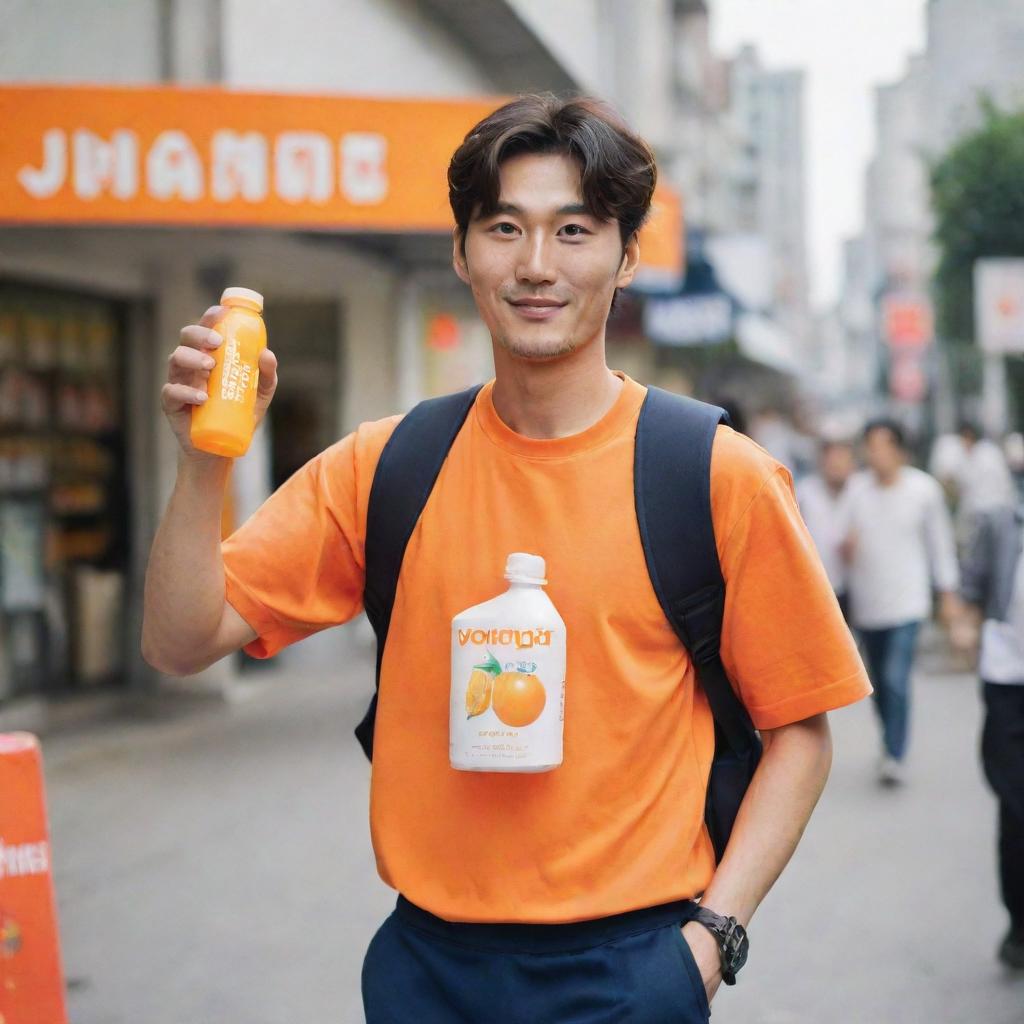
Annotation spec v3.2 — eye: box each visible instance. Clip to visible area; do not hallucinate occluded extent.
[560,223,591,238]
[490,221,520,236]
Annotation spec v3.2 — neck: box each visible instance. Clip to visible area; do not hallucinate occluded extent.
[874,466,902,487]
[490,339,623,440]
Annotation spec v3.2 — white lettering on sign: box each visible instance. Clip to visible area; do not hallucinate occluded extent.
[211,131,269,202]
[73,129,138,200]
[340,132,387,205]
[275,131,332,204]
[16,128,392,207]
[147,130,204,201]
[18,128,67,198]
[0,838,50,880]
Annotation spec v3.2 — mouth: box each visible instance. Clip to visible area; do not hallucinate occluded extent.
[507,298,568,322]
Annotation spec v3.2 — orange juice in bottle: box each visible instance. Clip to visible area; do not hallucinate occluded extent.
[191,287,266,458]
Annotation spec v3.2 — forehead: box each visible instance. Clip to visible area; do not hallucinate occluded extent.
[493,152,585,209]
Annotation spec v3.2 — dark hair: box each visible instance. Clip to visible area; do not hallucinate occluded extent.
[820,438,854,456]
[863,417,907,450]
[448,94,657,252]
[956,418,981,441]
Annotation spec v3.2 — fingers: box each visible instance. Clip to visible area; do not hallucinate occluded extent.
[161,381,208,413]
[178,324,224,353]
[198,305,226,328]
[168,343,217,386]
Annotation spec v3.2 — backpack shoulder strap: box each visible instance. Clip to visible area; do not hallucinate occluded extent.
[356,384,482,757]
[633,386,755,754]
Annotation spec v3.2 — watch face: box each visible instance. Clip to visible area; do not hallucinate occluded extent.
[723,921,749,974]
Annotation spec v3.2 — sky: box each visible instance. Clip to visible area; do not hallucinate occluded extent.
[709,0,928,309]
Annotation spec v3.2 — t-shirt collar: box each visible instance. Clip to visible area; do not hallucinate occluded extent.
[474,371,646,460]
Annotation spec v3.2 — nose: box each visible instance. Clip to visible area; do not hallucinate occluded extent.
[515,231,556,287]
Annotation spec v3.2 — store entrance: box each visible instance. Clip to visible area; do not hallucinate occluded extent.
[261,301,342,490]
[0,281,129,701]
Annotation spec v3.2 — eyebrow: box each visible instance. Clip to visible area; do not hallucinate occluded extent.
[488,201,594,218]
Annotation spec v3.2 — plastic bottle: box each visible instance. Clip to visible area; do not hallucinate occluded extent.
[450,553,566,772]
[190,287,266,458]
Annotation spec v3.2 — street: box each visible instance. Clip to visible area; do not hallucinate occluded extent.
[40,628,1024,1024]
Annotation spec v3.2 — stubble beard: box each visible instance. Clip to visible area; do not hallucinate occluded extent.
[495,330,583,361]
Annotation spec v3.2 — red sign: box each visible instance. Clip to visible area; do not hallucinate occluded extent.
[883,294,933,350]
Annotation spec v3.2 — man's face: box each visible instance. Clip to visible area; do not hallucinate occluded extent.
[864,428,904,477]
[453,152,639,362]
[821,444,854,489]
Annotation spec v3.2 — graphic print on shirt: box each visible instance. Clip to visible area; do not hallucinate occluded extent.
[450,553,566,773]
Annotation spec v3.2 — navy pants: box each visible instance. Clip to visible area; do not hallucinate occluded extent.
[859,621,921,759]
[981,682,1024,931]
[362,895,711,1023]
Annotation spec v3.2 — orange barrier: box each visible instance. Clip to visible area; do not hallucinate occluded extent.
[0,733,68,1024]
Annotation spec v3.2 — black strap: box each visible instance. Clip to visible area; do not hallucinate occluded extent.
[355,384,482,758]
[633,386,756,756]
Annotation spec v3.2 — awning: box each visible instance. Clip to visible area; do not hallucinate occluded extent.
[0,85,682,283]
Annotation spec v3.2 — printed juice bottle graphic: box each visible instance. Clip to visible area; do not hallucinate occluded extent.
[450,553,566,772]
[190,287,267,458]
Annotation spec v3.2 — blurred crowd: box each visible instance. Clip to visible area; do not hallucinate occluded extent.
[743,407,1024,970]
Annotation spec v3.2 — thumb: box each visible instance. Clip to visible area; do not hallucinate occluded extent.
[257,348,278,397]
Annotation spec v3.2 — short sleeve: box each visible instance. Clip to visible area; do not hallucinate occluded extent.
[222,417,399,659]
[712,430,872,730]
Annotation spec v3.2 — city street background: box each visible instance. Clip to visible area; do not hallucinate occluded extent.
[39,626,1024,1024]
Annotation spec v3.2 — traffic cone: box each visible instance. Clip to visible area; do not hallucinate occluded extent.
[0,733,68,1024]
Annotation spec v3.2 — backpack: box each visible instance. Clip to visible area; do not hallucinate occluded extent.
[356,384,762,862]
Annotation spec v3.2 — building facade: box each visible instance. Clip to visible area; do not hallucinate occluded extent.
[0,0,690,706]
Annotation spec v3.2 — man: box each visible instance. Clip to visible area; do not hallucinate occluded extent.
[956,498,1024,969]
[797,439,856,619]
[143,95,870,1021]
[954,419,1016,542]
[840,419,960,786]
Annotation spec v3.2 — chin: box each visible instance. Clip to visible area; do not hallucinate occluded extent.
[496,333,584,361]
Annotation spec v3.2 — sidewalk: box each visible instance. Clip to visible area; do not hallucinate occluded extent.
[32,634,1024,1023]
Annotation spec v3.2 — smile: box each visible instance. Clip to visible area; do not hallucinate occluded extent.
[508,300,568,321]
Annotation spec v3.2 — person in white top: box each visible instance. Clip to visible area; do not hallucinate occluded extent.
[797,440,856,619]
[956,503,1024,969]
[954,420,1017,540]
[839,419,960,784]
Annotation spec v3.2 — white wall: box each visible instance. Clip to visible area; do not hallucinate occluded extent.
[0,0,162,82]
[222,0,495,96]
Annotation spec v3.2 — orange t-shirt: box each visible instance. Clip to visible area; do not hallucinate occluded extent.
[222,375,870,923]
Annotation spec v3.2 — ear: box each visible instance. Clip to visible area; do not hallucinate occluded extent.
[452,228,471,286]
[615,232,641,289]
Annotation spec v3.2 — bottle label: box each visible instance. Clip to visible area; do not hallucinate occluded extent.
[450,622,565,771]
[220,334,254,404]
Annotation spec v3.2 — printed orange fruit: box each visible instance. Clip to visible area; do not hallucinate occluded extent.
[465,668,494,719]
[492,671,546,727]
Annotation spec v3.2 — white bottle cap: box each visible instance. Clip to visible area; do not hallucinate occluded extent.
[220,287,264,311]
[504,552,547,584]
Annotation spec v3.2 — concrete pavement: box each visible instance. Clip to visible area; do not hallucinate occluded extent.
[33,630,1024,1023]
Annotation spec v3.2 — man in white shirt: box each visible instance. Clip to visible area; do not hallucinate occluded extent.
[955,420,1016,541]
[840,419,960,784]
[957,503,1024,969]
[797,440,856,620]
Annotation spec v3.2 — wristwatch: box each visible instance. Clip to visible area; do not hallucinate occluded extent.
[690,907,749,985]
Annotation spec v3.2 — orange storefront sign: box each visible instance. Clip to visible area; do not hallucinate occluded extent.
[0,85,682,278]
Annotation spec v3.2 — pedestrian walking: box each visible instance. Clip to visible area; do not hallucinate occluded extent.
[956,500,1024,970]
[953,420,1016,544]
[797,439,856,620]
[840,419,960,786]
[143,94,871,1022]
